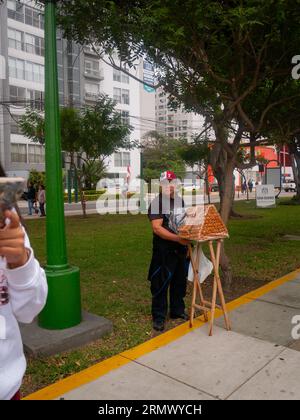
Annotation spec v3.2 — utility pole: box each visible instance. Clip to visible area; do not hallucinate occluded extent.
[38,0,81,329]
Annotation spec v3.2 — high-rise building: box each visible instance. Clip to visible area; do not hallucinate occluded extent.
[82,50,155,184]
[1,0,153,185]
[0,0,85,177]
[155,87,205,141]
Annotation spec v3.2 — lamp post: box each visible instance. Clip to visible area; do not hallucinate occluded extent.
[140,147,147,213]
[38,0,81,329]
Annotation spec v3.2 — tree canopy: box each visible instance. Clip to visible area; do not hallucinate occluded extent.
[141,131,186,183]
[56,0,300,284]
[19,94,133,164]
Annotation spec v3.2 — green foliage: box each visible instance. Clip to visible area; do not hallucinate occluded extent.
[80,95,133,161]
[141,131,186,182]
[19,95,133,191]
[177,141,210,168]
[28,169,45,188]
[19,109,45,144]
[78,160,107,190]
[19,95,133,162]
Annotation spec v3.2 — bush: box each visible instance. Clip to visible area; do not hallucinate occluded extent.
[28,169,45,188]
[279,195,300,205]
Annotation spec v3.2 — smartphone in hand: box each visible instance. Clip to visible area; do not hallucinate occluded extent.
[0,177,25,226]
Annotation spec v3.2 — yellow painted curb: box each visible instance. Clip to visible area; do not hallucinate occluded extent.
[24,267,300,400]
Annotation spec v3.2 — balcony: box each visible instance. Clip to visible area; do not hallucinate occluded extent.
[83,45,101,57]
[84,91,100,102]
[8,40,44,57]
[84,68,104,81]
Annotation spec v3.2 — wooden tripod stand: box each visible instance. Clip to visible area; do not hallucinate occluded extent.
[188,239,231,336]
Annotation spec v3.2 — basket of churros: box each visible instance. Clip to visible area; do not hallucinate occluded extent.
[178,204,229,242]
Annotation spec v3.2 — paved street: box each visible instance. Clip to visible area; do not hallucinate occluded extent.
[18,191,294,218]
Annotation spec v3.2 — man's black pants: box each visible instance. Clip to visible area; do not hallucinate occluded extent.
[148,244,188,323]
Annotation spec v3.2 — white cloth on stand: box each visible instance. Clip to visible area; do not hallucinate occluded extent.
[187,245,213,283]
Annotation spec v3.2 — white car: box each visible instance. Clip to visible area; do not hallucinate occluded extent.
[282,179,296,192]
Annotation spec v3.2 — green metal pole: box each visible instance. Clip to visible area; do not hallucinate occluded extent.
[67,169,72,204]
[38,0,81,329]
[74,167,78,203]
[140,150,147,213]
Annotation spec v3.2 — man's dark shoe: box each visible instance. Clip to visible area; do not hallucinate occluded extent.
[153,320,165,332]
[170,313,189,321]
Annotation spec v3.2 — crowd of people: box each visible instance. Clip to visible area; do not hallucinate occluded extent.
[27,182,46,217]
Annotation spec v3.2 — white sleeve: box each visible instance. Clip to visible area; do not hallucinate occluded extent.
[5,230,48,324]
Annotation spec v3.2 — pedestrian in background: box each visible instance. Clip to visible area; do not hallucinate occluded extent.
[38,185,46,217]
[248,179,254,193]
[27,182,36,216]
[242,181,247,195]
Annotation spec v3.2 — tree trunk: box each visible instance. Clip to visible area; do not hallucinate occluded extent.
[205,171,211,204]
[213,155,235,289]
[291,153,300,198]
[80,190,87,218]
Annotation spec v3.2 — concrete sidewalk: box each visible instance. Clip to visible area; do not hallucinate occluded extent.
[25,269,300,400]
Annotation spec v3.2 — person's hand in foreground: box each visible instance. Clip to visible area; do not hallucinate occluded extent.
[0,210,29,269]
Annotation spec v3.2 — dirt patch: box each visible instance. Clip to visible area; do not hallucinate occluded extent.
[230,214,263,220]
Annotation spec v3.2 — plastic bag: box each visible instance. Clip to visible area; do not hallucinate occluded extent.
[187,245,213,283]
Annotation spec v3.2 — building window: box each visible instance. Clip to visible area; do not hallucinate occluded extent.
[25,6,43,29]
[8,57,25,79]
[28,144,45,163]
[121,72,129,84]
[85,82,100,99]
[113,68,121,82]
[24,33,44,56]
[27,89,44,110]
[84,60,100,78]
[9,57,44,83]
[11,143,27,163]
[9,86,43,110]
[121,89,129,105]
[8,1,44,29]
[9,85,26,102]
[26,61,44,83]
[8,28,23,51]
[7,0,24,22]
[113,87,121,103]
[113,67,129,83]
[8,28,44,56]
[120,110,130,125]
[10,115,22,135]
[114,152,130,167]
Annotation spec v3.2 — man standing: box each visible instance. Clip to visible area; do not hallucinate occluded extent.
[148,171,190,332]
[27,182,36,216]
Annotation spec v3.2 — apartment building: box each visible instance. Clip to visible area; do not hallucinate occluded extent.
[155,87,205,142]
[83,50,155,184]
[1,0,154,184]
[0,0,85,177]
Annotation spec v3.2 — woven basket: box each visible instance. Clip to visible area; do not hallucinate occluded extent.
[178,204,229,242]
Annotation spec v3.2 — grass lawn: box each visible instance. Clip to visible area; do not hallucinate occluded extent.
[21,199,300,396]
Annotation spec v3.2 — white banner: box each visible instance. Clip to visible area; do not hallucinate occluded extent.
[256,184,276,208]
